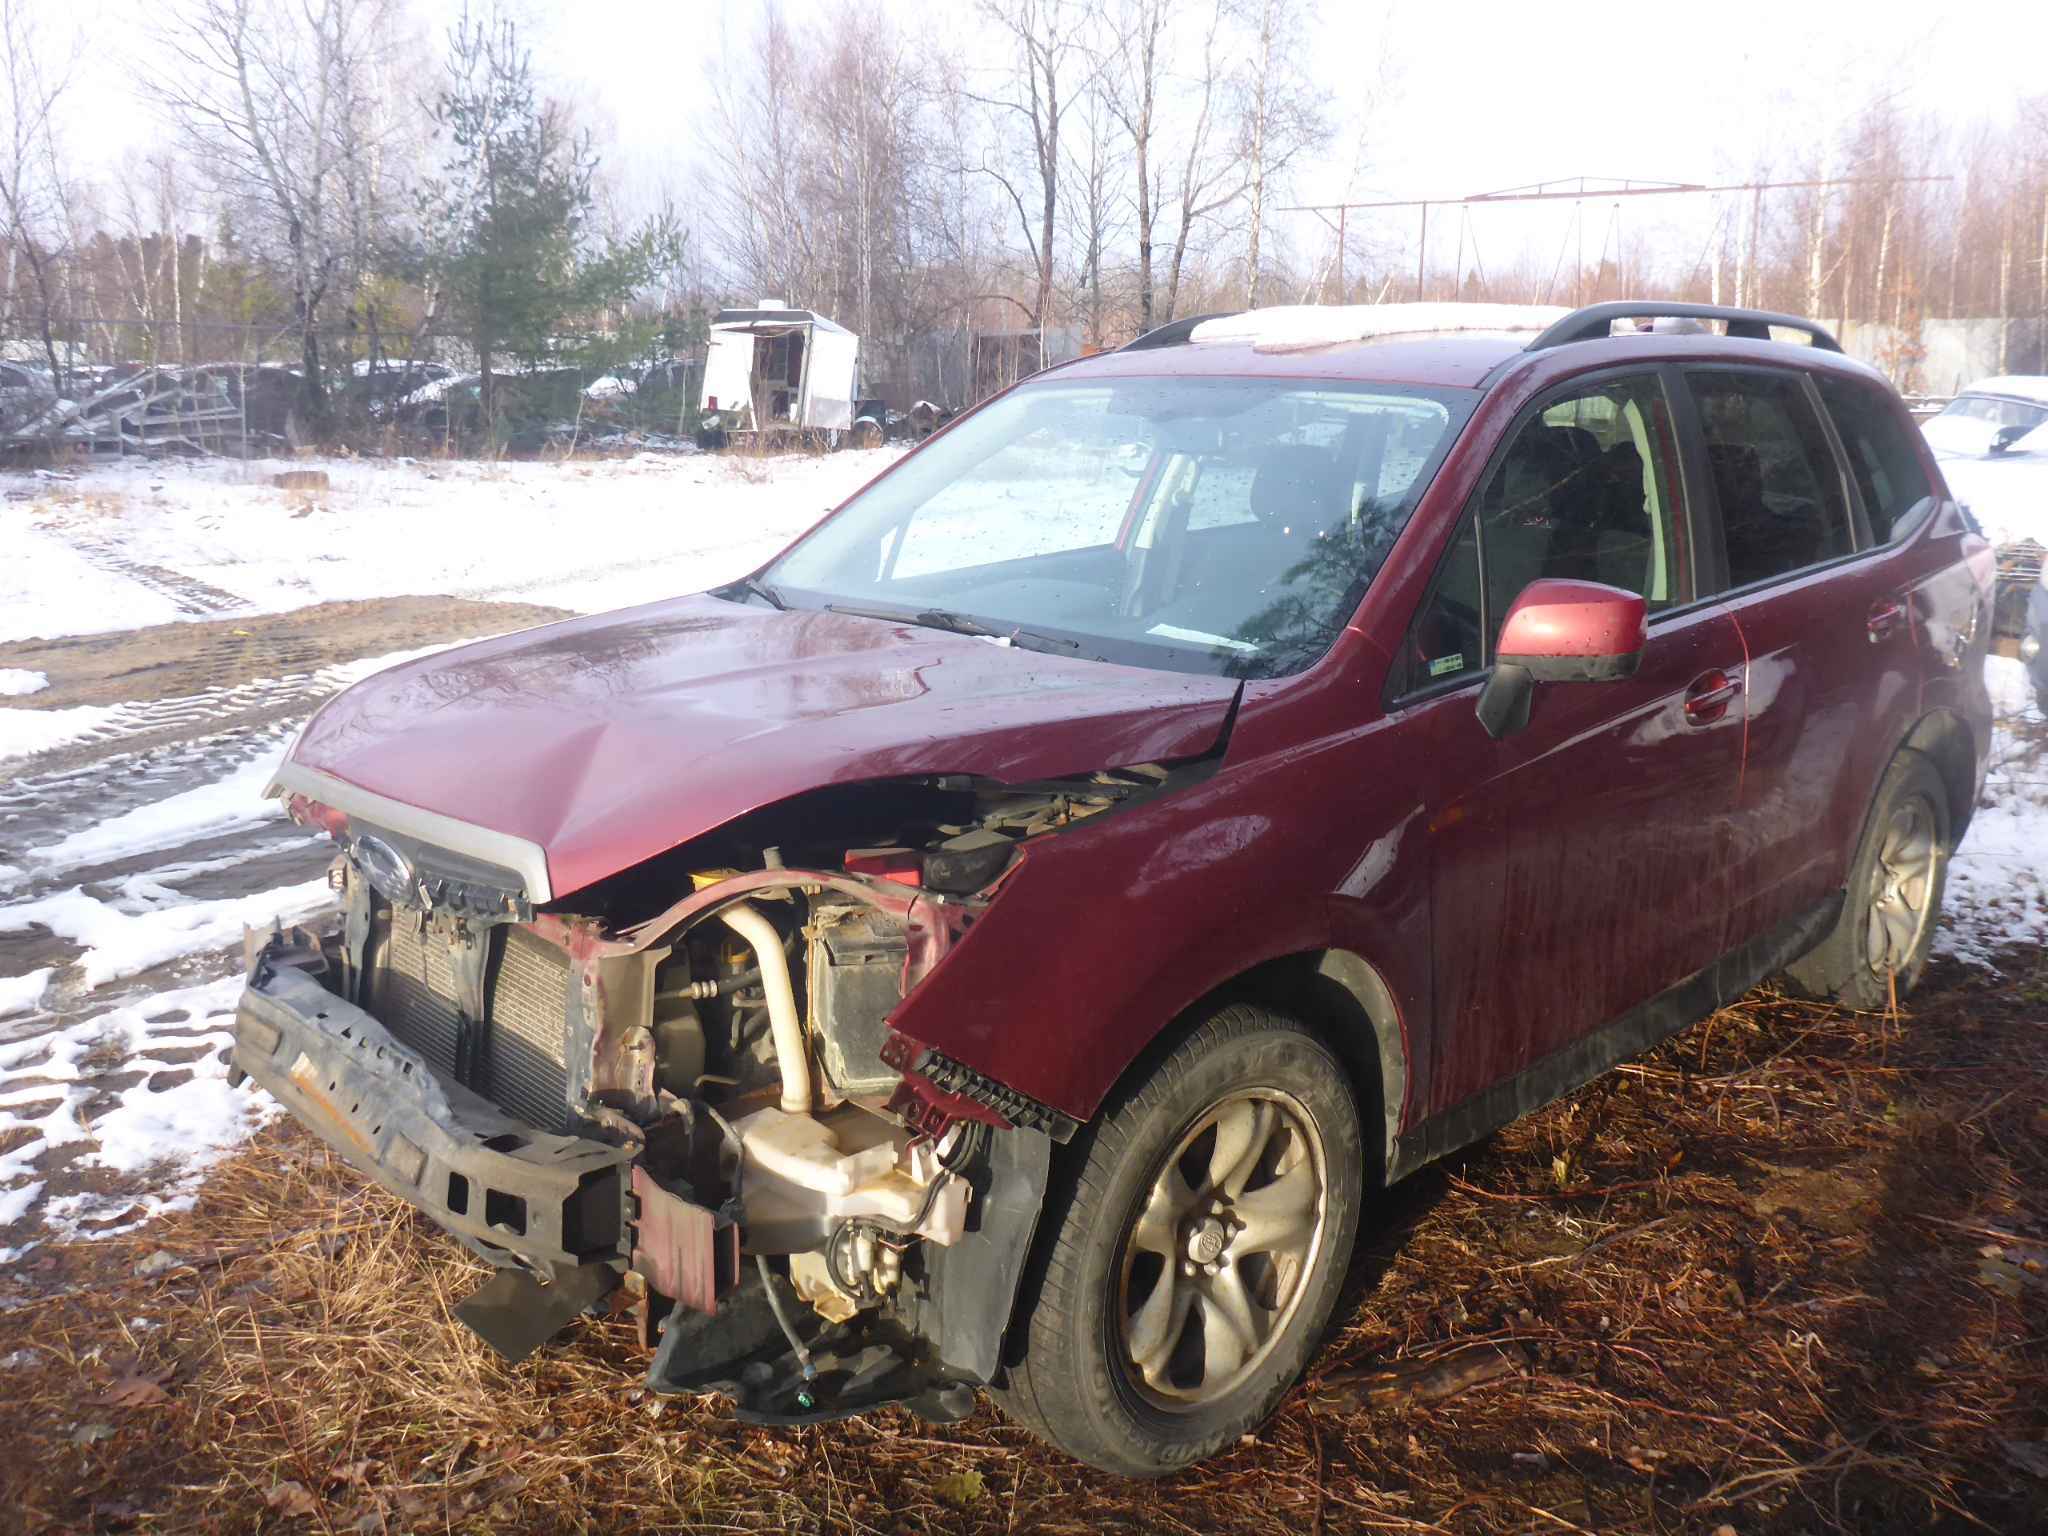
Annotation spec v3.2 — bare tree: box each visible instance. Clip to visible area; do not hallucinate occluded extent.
[151,0,406,436]
[968,0,1098,357]
[1232,0,1328,308]
[1062,69,1123,347]
[1155,2,1237,325]
[0,0,80,389]
[1102,0,1166,331]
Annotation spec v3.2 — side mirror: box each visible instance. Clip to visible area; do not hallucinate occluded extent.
[1990,423,2029,455]
[1476,578,1649,739]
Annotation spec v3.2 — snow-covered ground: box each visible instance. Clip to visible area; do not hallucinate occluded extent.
[1936,655,2048,965]
[0,444,2043,1270]
[0,448,902,646]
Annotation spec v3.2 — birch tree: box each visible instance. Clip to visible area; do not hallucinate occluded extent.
[1231,0,1328,308]
[0,0,80,391]
[152,0,405,437]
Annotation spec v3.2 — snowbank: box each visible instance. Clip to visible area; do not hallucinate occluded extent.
[0,670,47,697]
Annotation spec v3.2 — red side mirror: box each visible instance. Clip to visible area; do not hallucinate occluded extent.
[1497,578,1648,681]
[1478,579,1648,739]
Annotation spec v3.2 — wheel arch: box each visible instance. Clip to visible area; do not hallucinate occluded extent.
[1898,707,1980,843]
[1086,946,1407,1189]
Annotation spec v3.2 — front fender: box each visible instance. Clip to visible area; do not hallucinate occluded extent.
[886,746,1425,1127]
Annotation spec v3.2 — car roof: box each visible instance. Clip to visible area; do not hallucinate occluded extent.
[1956,376,2048,406]
[1053,301,1889,396]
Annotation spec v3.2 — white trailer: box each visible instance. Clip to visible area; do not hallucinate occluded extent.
[699,304,861,442]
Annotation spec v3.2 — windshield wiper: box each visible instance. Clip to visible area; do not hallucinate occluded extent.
[826,602,1085,655]
[731,574,788,610]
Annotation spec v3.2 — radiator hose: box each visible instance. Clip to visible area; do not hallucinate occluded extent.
[718,902,812,1114]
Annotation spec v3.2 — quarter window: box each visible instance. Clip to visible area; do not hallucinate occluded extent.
[1817,376,1935,543]
[1687,370,1854,586]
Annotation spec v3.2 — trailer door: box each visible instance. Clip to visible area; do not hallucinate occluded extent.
[701,330,754,420]
[804,327,859,431]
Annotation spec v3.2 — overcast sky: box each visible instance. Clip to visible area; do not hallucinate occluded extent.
[52,0,2048,283]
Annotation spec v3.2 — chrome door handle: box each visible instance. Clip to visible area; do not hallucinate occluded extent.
[1683,670,1741,724]
[1867,599,1907,642]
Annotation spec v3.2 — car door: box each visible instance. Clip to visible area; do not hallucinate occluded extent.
[1388,369,1750,1120]
[1674,366,1925,951]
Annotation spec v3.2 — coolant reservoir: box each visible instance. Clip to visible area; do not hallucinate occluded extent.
[733,1105,967,1248]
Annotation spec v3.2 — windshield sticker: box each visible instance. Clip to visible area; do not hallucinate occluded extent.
[1428,653,1465,677]
[1145,622,1260,654]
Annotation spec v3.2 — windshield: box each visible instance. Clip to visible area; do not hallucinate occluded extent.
[759,375,1474,678]
[1937,393,2048,429]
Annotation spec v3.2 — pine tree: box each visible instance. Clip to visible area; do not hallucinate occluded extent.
[422,5,663,445]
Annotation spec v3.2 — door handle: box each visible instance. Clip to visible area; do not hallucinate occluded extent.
[1867,598,1907,642]
[1683,669,1740,725]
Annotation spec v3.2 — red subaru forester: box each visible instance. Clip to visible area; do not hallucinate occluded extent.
[233,300,1993,1474]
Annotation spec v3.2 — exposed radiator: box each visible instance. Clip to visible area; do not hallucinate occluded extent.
[487,927,575,1132]
[369,917,574,1132]
[373,915,464,1083]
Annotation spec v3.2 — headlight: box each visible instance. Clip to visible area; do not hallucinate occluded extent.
[352,834,417,906]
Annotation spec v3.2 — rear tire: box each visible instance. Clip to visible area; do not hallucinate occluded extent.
[1786,749,1951,1011]
[994,1003,1363,1476]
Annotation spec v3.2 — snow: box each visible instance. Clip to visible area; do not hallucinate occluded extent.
[1191,302,1569,350]
[0,702,121,765]
[0,968,51,1019]
[1936,448,2048,550]
[0,877,334,990]
[1935,656,2048,967]
[0,670,47,697]
[0,976,275,1254]
[0,448,904,645]
[31,752,286,871]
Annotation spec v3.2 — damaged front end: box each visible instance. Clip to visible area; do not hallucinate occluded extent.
[231,767,1167,1424]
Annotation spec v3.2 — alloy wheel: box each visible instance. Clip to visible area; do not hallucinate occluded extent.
[1865,796,1939,978]
[1114,1089,1327,1411]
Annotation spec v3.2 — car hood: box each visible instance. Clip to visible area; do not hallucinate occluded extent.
[1937,451,2048,549]
[283,594,1240,900]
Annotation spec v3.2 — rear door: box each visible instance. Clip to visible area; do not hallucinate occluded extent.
[1675,367,1925,949]
[1392,368,1749,1117]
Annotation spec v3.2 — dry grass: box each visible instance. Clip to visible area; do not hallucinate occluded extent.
[2,951,2043,1535]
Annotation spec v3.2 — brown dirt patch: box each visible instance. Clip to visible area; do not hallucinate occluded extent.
[0,596,572,711]
[1,953,2043,1533]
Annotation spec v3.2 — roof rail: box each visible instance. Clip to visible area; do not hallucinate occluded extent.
[1120,311,1243,351]
[1526,301,1843,354]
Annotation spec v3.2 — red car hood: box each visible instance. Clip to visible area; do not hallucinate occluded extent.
[285,594,1239,900]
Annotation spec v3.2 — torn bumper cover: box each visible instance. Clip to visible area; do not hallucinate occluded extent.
[231,963,629,1281]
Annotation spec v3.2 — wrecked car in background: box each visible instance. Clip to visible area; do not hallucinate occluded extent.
[1920,375,2048,639]
[234,299,1992,1475]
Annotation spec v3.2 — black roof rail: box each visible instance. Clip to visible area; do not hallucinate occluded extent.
[1120,311,1243,351]
[1526,301,1843,354]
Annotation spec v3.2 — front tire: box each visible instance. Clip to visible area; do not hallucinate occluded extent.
[994,1004,1364,1476]
[1786,749,1951,1010]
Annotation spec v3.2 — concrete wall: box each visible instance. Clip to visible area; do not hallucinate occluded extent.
[1835,317,2047,395]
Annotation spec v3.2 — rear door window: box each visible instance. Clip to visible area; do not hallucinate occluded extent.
[1817,376,1936,543]
[1686,370,1854,587]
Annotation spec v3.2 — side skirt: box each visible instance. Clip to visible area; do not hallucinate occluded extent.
[1387,895,1843,1183]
